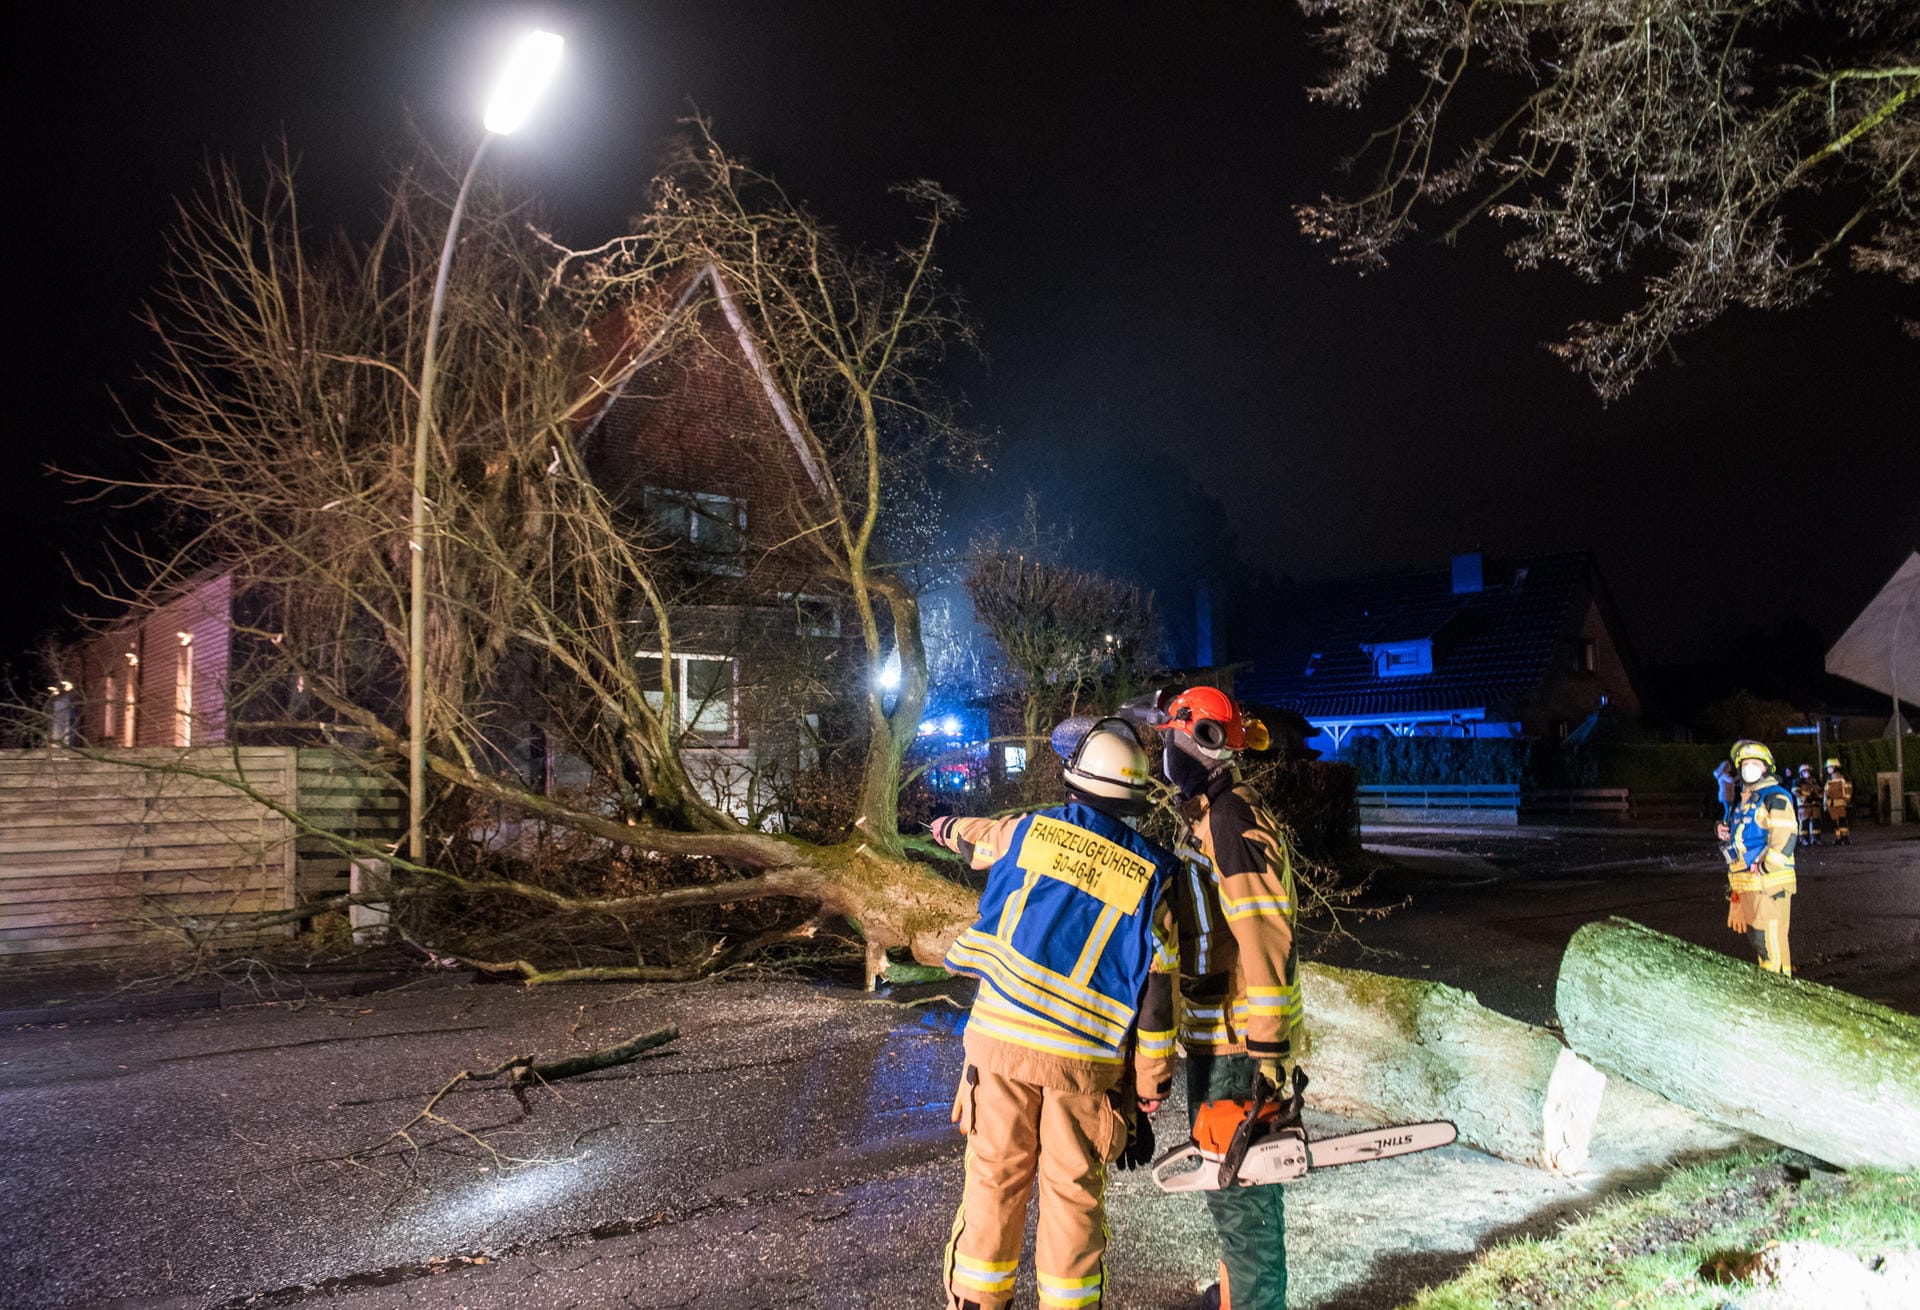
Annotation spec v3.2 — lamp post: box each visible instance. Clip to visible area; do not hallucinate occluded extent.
[407,29,564,863]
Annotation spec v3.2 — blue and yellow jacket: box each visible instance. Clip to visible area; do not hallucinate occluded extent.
[1726,777,1798,893]
[933,803,1179,1098]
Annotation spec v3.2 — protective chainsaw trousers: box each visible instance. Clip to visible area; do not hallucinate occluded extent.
[1188,1051,1288,1310]
[1745,889,1793,975]
[943,1062,1126,1310]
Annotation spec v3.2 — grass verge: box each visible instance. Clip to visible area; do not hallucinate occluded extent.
[1402,1149,1918,1309]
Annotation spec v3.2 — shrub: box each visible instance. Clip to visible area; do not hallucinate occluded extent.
[1341,736,1536,787]
[1243,759,1360,860]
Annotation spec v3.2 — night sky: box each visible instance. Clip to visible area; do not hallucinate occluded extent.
[9,1,1917,684]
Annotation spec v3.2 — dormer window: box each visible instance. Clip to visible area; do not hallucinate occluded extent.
[644,487,746,556]
[1365,639,1433,678]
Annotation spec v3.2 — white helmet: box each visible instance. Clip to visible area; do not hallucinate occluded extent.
[1053,716,1152,815]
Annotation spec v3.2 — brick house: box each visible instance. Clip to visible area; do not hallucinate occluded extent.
[1235,551,1643,754]
[54,265,862,819]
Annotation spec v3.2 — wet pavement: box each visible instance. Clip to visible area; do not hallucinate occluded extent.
[2,973,1619,1310]
[1326,824,1920,1023]
[3,824,1910,1309]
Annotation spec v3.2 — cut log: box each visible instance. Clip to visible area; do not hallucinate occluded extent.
[1556,917,1920,1171]
[1299,962,1605,1173]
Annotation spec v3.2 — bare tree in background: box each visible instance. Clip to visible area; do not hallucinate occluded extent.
[52,126,990,980]
[1296,0,1919,398]
[965,526,1159,789]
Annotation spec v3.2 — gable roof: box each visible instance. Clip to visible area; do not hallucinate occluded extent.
[1235,552,1598,721]
[576,262,828,495]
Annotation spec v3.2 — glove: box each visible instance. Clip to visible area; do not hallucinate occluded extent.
[1255,1057,1285,1091]
[1115,1106,1156,1171]
[1727,890,1760,933]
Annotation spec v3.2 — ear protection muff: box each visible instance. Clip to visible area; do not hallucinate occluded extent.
[1190,717,1229,751]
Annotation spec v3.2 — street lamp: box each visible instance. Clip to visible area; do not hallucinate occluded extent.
[407,29,564,863]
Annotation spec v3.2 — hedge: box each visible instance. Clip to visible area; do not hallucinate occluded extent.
[1242,759,1361,860]
[1342,736,1537,786]
[1560,739,1911,803]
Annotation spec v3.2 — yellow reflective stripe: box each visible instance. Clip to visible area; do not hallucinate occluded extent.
[1220,892,1291,920]
[970,986,1125,1061]
[1135,1028,1175,1057]
[946,936,1130,1043]
[951,929,1134,1025]
[1039,1270,1104,1306]
[955,1270,1018,1294]
[1070,905,1123,985]
[954,1253,1019,1276]
[997,863,1043,942]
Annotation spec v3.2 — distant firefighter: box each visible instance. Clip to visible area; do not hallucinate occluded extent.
[1824,758,1854,846]
[1795,764,1824,844]
[1716,740,1797,975]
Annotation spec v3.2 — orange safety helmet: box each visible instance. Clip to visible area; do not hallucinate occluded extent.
[1160,686,1271,754]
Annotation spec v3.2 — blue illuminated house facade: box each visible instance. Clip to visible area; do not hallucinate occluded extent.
[1235,552,1643,755]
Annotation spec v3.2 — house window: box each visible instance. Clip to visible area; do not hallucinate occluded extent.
[120,652,139,746]
[48,689,74,746]
[1004,745,1028,775]
[103,674,118,743]
[1581,638,1597,674]
[643,487,746,557]
[174,633,194,746]
[1366,639,1433,679]
[636,651,738,741]
[790,596,841,639]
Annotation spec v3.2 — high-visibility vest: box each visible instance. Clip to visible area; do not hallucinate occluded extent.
[1727,780,1797,892]
[944,802,1177,1050]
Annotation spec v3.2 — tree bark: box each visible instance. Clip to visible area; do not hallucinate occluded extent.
[1556,917,1920,1171]
[1299,962,1606,1173]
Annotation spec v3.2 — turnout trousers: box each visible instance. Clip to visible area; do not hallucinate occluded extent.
[1746,889,1793,975]
[944,1061,1126,1310]
[1826,802,1850,841]
[1188,1052,1288,1310]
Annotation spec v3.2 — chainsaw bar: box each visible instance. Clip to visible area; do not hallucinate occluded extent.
[1151,1120,1457,1193]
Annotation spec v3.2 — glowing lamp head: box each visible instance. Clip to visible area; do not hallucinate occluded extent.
[483,30,564,136]
[942,715,962,737]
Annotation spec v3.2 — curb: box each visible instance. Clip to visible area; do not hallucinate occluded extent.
[0,969,446,1028]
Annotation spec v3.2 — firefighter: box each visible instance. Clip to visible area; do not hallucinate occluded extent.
[931,716,1180,1310]
[1156,686,1297,1310]
[1795,764,1823,844]
[1824,757,1854,845]
[1715,740,1797,975]
[1714,759,1740,825]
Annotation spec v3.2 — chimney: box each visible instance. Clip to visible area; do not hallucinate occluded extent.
[1451,552,1484,595]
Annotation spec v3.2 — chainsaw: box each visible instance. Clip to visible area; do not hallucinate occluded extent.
[1150,1067,1457,1193]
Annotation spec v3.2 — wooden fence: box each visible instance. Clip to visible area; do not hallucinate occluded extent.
[1357,784,1522,826]
[0,747,401,964]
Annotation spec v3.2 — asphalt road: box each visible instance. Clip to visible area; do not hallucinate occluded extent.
[1320,824,1920,1024]
[1,824,1909,1310]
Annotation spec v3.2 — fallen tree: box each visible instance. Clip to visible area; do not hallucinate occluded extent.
[1299,961,1606,1173]
[1556,918,1920,1171]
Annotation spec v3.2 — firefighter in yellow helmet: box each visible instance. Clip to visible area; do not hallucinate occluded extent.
[1824,757,1854,845]
[1715,740,1797,974]
[931,717,1181,1310]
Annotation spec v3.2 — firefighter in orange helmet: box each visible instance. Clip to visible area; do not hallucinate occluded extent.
[1133,686,1296,1310]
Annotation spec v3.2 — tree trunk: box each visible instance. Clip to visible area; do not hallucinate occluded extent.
[1299,962,1606,1173]
[1556,917,1920,1171]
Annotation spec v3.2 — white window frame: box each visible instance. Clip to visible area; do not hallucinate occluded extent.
[635,650,740,743]
[1004,744,1028,775]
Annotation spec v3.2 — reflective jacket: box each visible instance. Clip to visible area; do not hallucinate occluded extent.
[1167,774,1302,1062]
[934,803,1178,1098]
[1825,774,1854,810]
[1726,777,1798,893]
